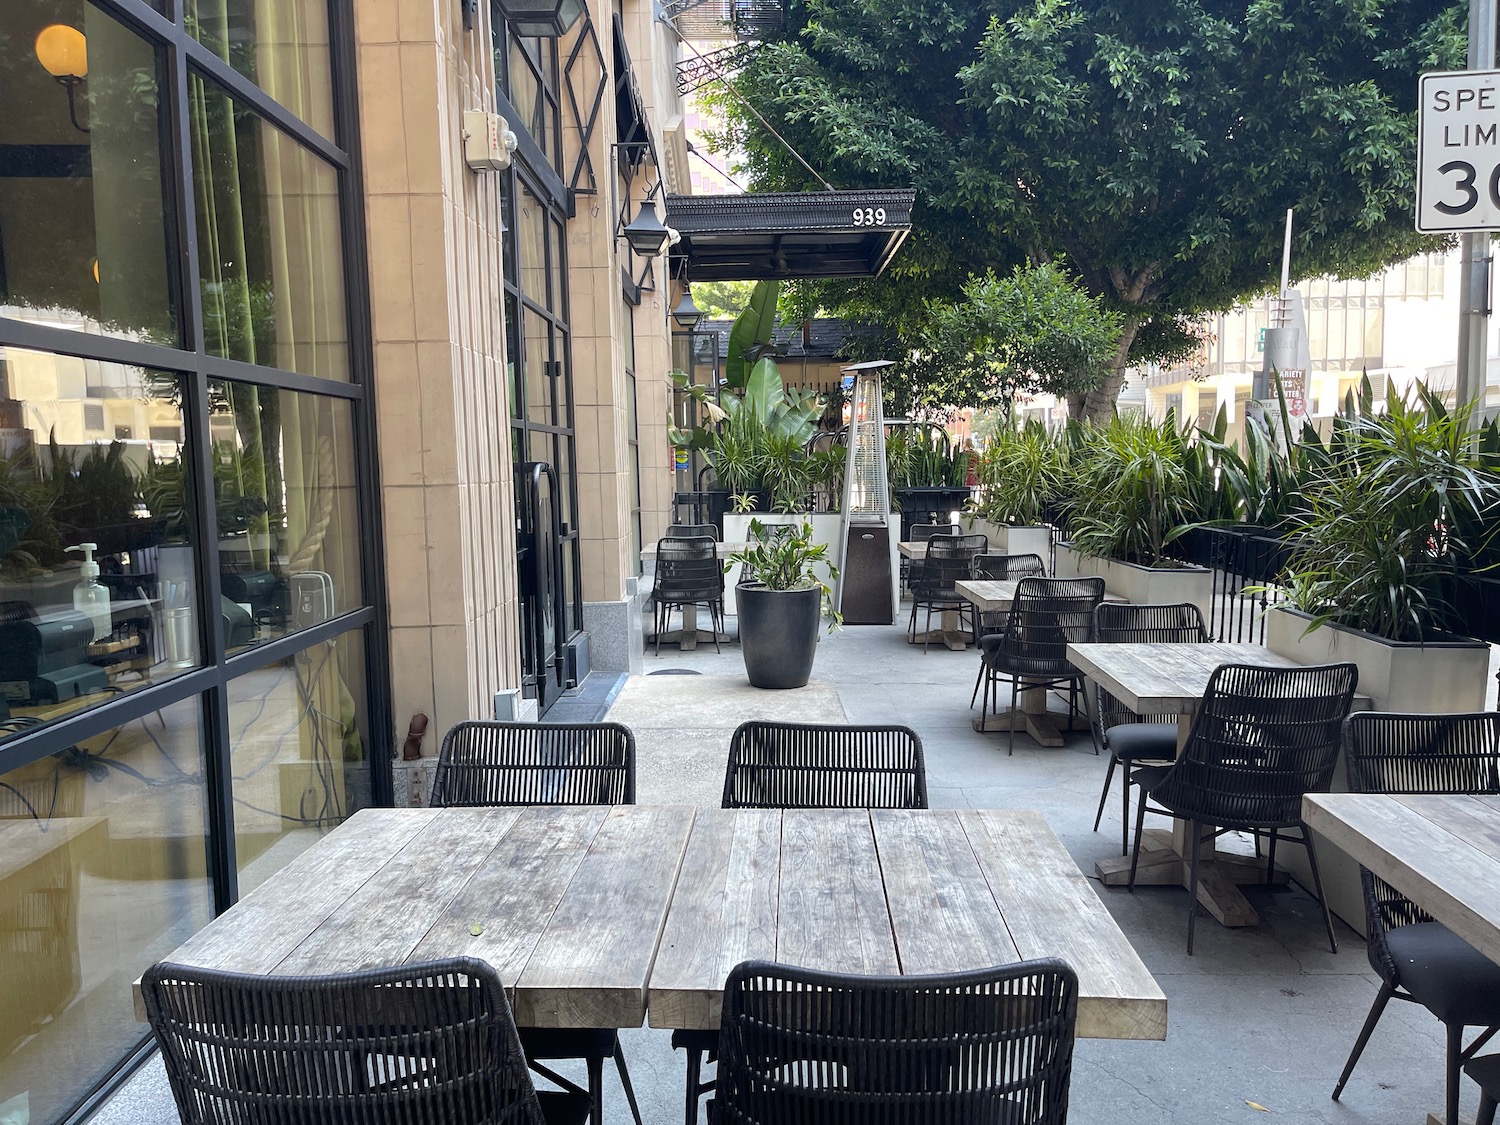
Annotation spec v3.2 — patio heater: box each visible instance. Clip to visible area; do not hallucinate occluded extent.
[835,360,897,624]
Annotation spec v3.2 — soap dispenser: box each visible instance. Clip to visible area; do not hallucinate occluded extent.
[66,543,111,642]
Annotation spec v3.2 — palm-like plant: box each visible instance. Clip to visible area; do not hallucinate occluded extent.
[973,418,1063,526]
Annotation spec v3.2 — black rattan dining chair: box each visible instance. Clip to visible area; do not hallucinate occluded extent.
[1466,1054,1500,1125]
[908,534,985,652]
[967,551,1048,657]
[665,523,719,540]
[670,722,930,1125]
[977,576,1105,756]
[1090,602,1209,857]
[903,522,960,591]
[650,536,724,654]
[713,958,1079,1125]
[430,721,640,1125]
[141,957,589,1125]
[1331,712,1500,1125]
[1127,662,1358,955]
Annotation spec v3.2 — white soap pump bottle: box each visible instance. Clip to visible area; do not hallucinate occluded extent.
[67,542,111,642]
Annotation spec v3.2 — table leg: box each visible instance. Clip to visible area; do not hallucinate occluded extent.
[646,602,728,651]
[1092,709,1285,927]
[908,607,971,650]
[971,678,1089,746]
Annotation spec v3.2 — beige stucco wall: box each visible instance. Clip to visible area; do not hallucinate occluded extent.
[356,0,521,745]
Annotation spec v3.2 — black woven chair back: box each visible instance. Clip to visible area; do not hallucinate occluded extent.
[142,957,545,1125]
[1342,711,1500,983]
[973,553,1046,580]
[1344,711,1500,796]
[653,536,722,602]
[996,576,1105,676]
[716,958,1078,1125]
[722,722,928,809]
[666,523,719,540]
[1153,662,1358,829]
[431,721,636,806]
[909,523,960,542]
[1093,602,1209,729]
[913,537,984,598]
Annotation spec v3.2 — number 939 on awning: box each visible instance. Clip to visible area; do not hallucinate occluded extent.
[1418,70,1500,233]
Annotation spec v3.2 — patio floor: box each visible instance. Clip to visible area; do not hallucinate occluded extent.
[89,609,1482,1125]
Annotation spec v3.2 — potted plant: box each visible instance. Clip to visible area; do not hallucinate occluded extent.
[728,518,839,689]
[1052,413,1212,615]
[965,418,1060,560]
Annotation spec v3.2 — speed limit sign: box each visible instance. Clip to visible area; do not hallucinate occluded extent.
[1418,69,1500,233]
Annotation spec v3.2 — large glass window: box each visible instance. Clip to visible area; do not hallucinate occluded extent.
[208,379,363,652]
[0,699,213,1123]
[185,0,335,139]
[0,1,176,346]
[191,74,348,380]
[0,347,201,742]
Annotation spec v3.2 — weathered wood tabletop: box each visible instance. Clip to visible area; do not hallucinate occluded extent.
[956,579,1124,613]
[1067,641,1367,930]
[134,805,1165,1042]
[648,807,1166,1041]
[132,805,696,1028]
[1303,793,1500,965]
[640,541,746,561]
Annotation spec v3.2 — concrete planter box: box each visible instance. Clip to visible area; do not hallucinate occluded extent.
[964,517,1052,563]
[1053,543,1213,619]
[1265,605,1492,935]
[723,513,844,618]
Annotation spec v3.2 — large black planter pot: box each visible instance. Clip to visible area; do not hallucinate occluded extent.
[738,583,821,689]
[894,487,973,542]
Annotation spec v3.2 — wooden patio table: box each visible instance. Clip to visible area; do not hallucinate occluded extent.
[1065,641,1368,930]
[133,805,1166,1044]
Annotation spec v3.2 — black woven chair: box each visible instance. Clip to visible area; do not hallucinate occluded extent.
[650,536,725,654]
[141,957,589,1125]
[1127,662,1358,955]
[713,958,1079,1125]
[666,523,719,540]
[1466,1054,1500,1125]
[721,721,929,810]
[671,722,930,1125]
[431,721,635,806]
[1090,602,1209,856]
[903,522,960,590]
[977,576,1104,756]
[1331,712,1500,1125]
[908,535,985,652]
[967,552,1048,659]
[430,721,641,1125]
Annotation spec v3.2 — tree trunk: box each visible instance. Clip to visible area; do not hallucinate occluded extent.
[1078,318,1142,423]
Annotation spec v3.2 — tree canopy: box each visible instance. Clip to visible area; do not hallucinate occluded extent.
[710,0,1466,419]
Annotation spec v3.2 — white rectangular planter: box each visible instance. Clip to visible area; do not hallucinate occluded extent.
[1053,543,1213,619]
[722,513,846,618]
[1265,605,1492,935]
[964,517,1052,563]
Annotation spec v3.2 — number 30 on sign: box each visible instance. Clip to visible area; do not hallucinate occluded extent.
[1417,70,1500,233]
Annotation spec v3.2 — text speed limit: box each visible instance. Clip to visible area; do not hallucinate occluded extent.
[1418,70,1500,233]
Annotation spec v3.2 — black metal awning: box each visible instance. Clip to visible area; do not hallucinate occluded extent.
[665,189,915,281]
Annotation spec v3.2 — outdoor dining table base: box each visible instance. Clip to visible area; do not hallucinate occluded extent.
[907,608,971,651]
[1094,827,1289,928]
[650,603,730,651]
[971,683,1084,748]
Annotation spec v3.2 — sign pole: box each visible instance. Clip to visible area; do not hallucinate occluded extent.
[1457,0,1498,424]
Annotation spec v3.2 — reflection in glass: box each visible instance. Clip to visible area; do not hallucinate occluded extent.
[0,348,199,742]
[191,74,348,380]
[516,185,547,311]
[229,630,369,896]
[185,0,335,138]
[0,698,212,1120]
[207,380,361,653]
[0,0,176,344]
[525,308,553,427]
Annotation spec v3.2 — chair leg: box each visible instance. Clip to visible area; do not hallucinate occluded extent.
[970,660,985,708]
[1078,679,1100,755]
[1093,755,1117,833]
[1332,982,1395,1100]
[587,1052,604,1125]
[653,602,663,657]
[1266,829,1278,884]
[1186,819,1203,956]
[681,1046,704,1125]
[1302,829,1339,955]
[1127,789,1149,890]
[613,1039,645,1125]
[710,601,722,654]
[1006,674,1020,756]
[1448,1022,1464,1125]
